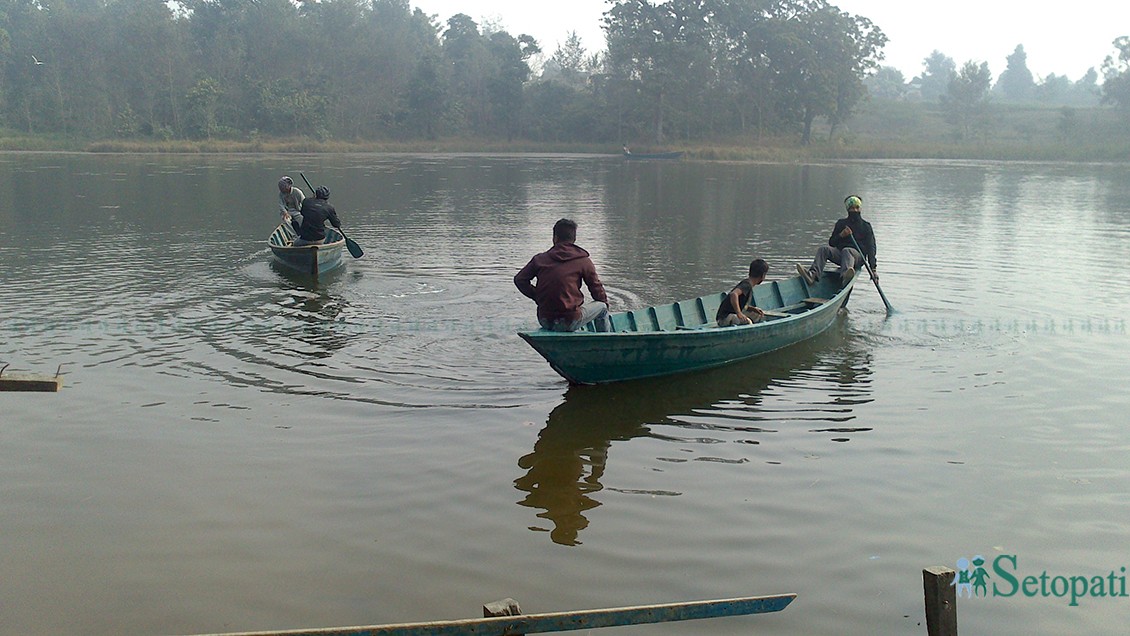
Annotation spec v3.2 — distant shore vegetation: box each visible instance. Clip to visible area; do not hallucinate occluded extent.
[2,1,1129,162]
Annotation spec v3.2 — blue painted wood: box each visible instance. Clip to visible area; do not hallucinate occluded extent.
[267,223,346,279]
[193,594,795,636]
[518,271,853,384]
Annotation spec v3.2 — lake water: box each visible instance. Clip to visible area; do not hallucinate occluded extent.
[2,153,1129,635]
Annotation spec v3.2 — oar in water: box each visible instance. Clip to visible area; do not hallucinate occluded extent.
[299,172,363,258]
[849,233,894,314]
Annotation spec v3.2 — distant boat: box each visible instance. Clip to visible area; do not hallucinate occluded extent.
[518,270,853,385]
[267,222,346,279]
[623,150,684,160]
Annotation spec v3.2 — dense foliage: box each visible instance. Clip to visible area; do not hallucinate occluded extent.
[0,0,887,144]
[0,0,1124,147]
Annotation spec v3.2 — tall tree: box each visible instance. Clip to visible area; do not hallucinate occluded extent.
[866,66,907,101]
[485,31,538,140]
[995,44,1035,102]
[1101,36,1130,114]
[546,31,589,87]
[442,13,490,134]
[403,53,446,139]
[918,50,955,102]
[604,0,716,144]
[763,1,886,144]
[943,60,992,140]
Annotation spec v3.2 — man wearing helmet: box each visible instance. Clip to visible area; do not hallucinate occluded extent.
[795,195,877,287]
[277,176,305,225]
[292,185,344,247]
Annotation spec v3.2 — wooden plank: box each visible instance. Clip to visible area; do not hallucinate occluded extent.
[923,567,958,636]
[191,594,796,636]
[803,297,829,305]
[0,365,63,392]
[0,375,63,392]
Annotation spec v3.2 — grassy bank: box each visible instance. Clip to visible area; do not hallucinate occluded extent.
[3,101,1128,162]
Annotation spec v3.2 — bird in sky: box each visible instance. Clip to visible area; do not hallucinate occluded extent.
[31,55,44,65]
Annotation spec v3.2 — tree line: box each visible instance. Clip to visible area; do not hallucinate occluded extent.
[1,0,1128,147]
[0,0,886,145]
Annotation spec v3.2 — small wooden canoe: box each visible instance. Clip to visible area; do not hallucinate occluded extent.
[518,270,853,385]
[267,222,346,278]
[623,150,684,160]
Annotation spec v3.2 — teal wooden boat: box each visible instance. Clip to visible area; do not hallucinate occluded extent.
[518,271,853,384]
[267,222,346,278]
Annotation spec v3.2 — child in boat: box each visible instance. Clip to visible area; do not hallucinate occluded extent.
[716,259,768,327]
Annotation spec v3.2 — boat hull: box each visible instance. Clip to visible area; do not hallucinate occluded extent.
[519,272,852,384]
[267,223,346,278]
[623,151,683,160]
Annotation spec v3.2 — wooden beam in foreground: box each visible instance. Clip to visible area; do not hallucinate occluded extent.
[190,594,796,636]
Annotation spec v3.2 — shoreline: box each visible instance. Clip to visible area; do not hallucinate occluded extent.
[0,135,1126,163]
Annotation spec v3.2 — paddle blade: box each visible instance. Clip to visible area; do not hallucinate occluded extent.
[345,236,363,258]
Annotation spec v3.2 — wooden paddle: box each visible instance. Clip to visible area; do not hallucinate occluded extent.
[299,172,363,258]
[849,233,894,314]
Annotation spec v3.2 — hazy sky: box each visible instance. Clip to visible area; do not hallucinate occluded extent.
[411,0,1130,81]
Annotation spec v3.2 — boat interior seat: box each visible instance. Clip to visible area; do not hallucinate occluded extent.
[604,287,831,333]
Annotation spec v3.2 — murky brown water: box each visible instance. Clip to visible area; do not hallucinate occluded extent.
[2,153,1129,634]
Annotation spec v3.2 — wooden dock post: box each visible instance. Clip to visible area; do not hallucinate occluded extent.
[923,566,957,636]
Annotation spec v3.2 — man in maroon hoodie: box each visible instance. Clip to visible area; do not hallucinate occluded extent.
[515,218,611,332]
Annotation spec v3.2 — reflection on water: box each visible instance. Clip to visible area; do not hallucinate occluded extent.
[272,277,350,358]
[516,322,872,545]
[515,395,646,546]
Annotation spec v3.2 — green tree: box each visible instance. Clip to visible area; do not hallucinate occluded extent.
[442,13,491,134]
[995,44,1035,102]
[604,0,716,144]
[403,53,446,139]
[918,50,955,102]
[104,0,186,137]
[546,31,589,87]
[943,60,992,140]
[485,31,538,140]
[866,66,907,101]
[1101,36,1130,114]
[763,1,886,144]
[184,77,222,139]
[715,0,778,139]
[1071,68,1101,105]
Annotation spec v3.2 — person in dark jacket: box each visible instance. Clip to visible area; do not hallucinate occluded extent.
[796,195,878,287]
[515,218,611,332]
[292,185,342,246]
